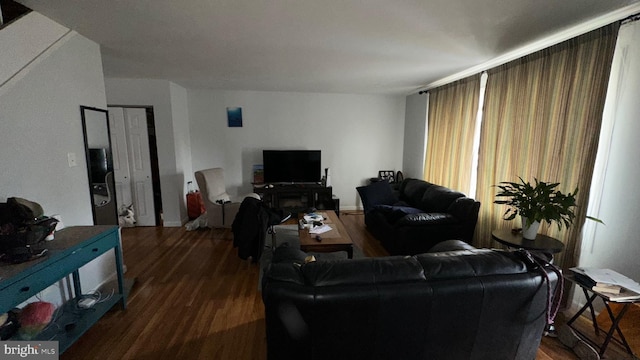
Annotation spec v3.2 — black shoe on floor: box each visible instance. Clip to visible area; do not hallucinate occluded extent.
[557,325,600,360]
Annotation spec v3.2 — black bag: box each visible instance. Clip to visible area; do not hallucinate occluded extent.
[0,197,57,264]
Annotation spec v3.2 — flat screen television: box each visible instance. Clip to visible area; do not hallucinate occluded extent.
[89,148,109,184]
[263,150,321,184]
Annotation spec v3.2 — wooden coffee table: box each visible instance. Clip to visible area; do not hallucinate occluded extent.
[298,210,354,258]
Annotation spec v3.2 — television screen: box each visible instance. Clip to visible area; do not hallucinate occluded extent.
[89,148,109,183]
[263,150,321,184]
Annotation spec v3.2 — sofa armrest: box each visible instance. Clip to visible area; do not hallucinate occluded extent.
[262,246,308,290]
[370,204,422,223]
[447,197,480,221]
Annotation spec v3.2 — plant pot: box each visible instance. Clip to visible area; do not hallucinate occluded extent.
[521,216,540,240]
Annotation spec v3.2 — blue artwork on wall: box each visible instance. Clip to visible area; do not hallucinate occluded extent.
[227,107,243,127]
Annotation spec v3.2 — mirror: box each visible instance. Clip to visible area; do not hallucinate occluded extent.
[81,106,118,225]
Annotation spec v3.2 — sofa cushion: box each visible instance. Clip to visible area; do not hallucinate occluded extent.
[356,181,398,213]
[301,256,426,286]
[399,179,432,207]
[272,243,308,263]
[415,250,528,280]
[420,185,465,212]
[371,204,423,223]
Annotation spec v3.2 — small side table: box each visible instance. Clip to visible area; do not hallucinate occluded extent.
[491,229,565,253]
[565,273,639,357]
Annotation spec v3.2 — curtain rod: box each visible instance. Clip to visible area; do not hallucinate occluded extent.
[621,13,640,24]
[413,3,640,95]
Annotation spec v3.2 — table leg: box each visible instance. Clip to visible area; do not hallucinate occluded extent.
[72,270,82,298]
[114,244,127,310]
[567,291,599,328]
[600,302,633,356]
[568,285,635,357]
[267,225,276,248]
[584,288,600,335]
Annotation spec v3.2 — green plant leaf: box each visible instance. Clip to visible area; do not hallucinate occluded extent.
[493,177,581,231]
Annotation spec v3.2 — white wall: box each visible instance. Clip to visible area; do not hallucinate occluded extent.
[402,93,428,179]
[104,78,190,226]
[0,12,68,91]
[188,90,406,210]
[579,20,640,285]
[170,83,192,222]
[0,15,114,305]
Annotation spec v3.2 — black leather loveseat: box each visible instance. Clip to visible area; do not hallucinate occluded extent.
[262,241,557,360]
[357,178,480,255]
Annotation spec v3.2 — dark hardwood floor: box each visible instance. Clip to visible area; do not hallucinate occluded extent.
[61,211,634,359]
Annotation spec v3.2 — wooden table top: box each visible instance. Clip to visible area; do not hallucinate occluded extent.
[491,228,565,253]
[298,210,353,247]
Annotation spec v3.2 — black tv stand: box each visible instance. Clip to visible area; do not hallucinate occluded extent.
[271,182,319,187]
[254,183,339,216]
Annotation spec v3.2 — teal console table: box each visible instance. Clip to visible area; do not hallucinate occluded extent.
[0,225,127,352]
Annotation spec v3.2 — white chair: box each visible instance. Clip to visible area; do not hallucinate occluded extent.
[194,168,258,228]
[94,171,118,225]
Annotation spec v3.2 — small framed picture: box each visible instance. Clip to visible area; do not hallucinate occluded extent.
[227,107,243,127]
[378,170,395,183]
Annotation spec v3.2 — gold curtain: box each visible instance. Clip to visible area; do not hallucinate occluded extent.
[474,23,620,269]
[424,75,481,193]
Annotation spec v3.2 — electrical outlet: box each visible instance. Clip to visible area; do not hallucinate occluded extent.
[67,152,77,167]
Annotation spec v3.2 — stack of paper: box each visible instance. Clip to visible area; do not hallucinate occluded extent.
[570,267,640,301]
[309,224,332,234]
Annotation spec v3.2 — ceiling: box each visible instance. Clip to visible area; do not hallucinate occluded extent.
[18,0,640,95]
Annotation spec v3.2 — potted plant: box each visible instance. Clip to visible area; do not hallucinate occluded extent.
[493,177,579,239]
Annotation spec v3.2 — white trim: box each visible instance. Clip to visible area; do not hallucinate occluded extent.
[414,3,640,93]
[164,220,184,227]
[341,205,361,211]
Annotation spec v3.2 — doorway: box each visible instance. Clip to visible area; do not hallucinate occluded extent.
[108,106,163,226]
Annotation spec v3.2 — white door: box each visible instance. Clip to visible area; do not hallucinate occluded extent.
[124,108,156,226]
[107,107,156,226]
[108,107,133,210]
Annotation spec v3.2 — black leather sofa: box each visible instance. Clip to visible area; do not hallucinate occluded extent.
[357,178,480,255]
[262,241,557,360]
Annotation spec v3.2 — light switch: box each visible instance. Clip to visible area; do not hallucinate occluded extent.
[67,152,77,167]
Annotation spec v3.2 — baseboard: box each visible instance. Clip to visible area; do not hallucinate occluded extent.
[163,220,183,227]
[339,205,360,211]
